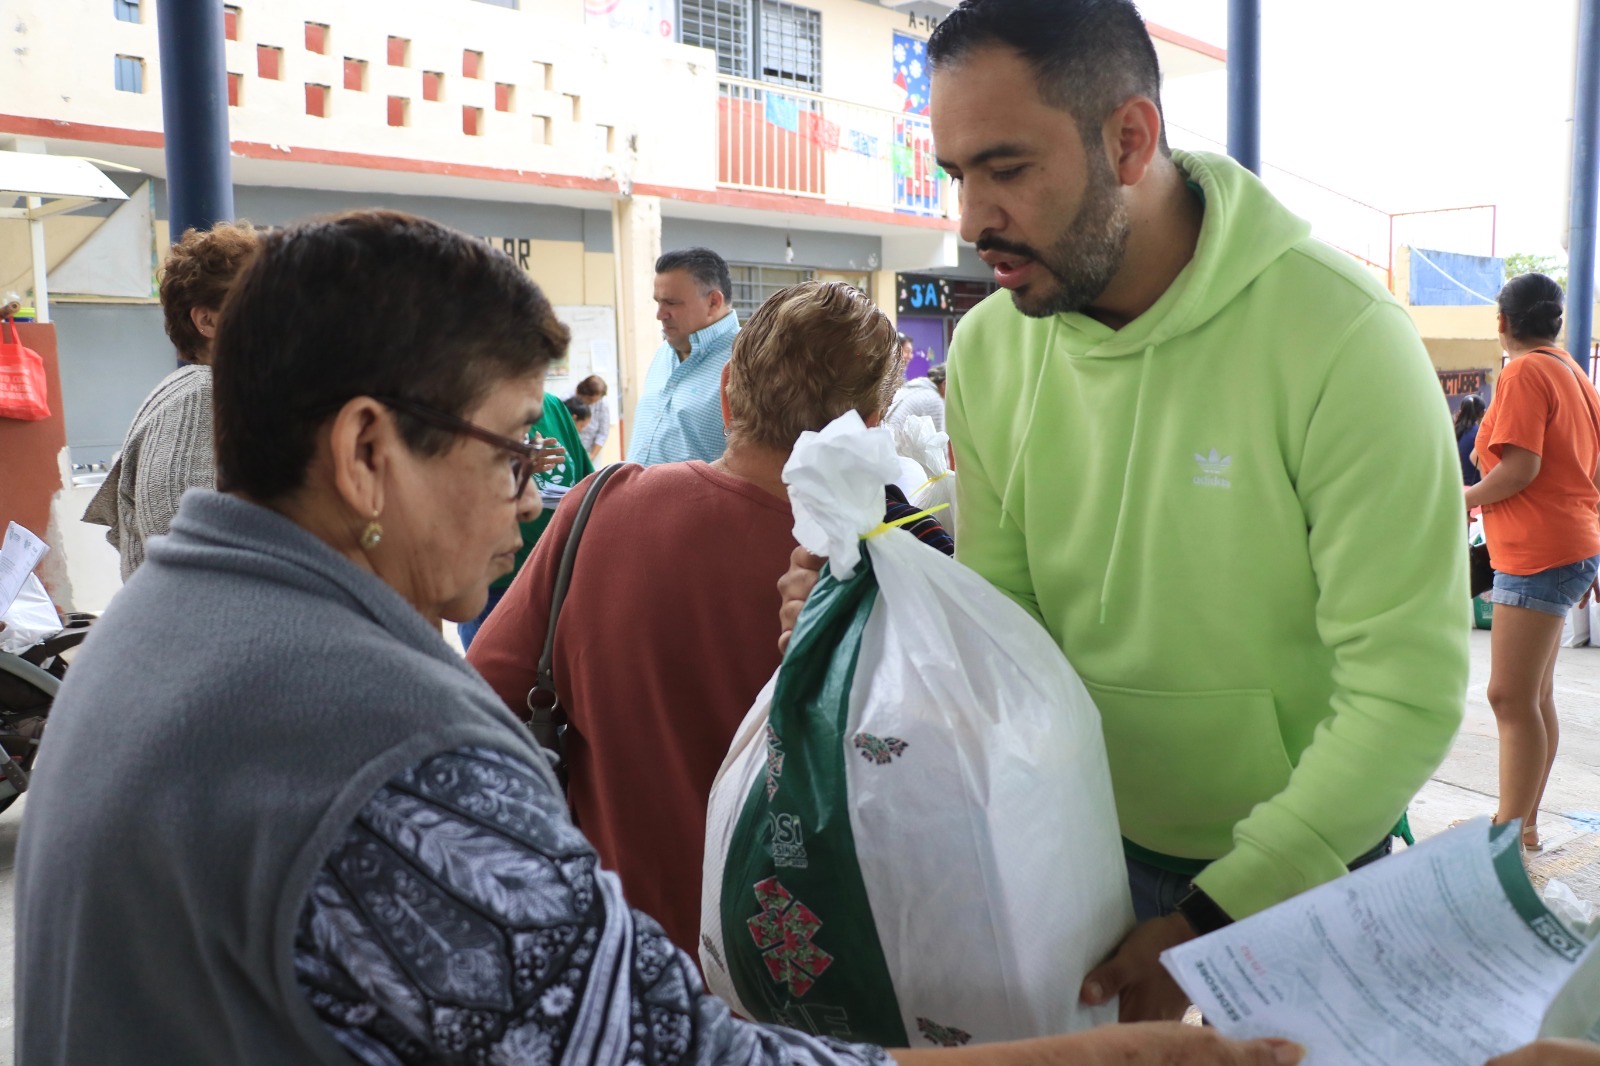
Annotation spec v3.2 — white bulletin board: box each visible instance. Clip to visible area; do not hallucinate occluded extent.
[549,305,619,401]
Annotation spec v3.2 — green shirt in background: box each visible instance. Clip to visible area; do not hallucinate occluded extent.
[491,391,595,591]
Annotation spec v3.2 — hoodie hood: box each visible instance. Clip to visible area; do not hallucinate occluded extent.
[1054,150,1312,359]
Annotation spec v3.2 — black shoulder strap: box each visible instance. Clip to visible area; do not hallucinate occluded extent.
[1536,347,1584,380]
[525,462,624,757]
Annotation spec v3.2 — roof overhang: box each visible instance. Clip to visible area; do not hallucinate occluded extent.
[0,149,129,221]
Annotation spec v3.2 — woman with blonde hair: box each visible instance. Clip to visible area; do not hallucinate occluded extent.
[470,281,948,959]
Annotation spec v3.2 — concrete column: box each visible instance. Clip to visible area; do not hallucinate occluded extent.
[26,202,48,324]
[610,195,662,448]
[871,270,899,330]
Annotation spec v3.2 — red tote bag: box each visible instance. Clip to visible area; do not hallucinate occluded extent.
[0,317,50,421]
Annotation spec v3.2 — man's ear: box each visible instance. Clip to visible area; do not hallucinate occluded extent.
[708,286,727,315]
[719,362,733,430]
[326,397,391,520]
[1105,94,1163,188]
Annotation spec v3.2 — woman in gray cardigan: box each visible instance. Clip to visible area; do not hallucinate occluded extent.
[81,221,260,579]
[15,210,1297,1066]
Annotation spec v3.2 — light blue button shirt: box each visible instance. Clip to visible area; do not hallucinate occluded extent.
[626,309,740,465]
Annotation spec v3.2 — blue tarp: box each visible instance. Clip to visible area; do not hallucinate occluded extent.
[1408,247,1504,306]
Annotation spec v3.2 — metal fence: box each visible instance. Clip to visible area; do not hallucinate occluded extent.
[717,77,956,220]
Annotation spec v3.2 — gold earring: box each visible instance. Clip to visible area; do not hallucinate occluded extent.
[360,512,383,551]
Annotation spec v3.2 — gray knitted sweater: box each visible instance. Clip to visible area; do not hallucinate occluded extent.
[82,363,215,580]
[17,491,552,1064]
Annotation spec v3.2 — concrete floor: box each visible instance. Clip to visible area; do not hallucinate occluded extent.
[1411,629,1600,887]
[0,628,1597,1057]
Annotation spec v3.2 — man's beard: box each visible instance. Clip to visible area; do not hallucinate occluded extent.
[994,153,1130,319]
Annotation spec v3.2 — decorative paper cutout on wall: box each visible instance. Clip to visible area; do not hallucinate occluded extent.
[892,32,930,116]
[585,0,673,40]
[764,93,801,133]
[893,117,942,216]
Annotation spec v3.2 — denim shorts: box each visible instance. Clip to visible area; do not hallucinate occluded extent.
[1490,554,1600,617]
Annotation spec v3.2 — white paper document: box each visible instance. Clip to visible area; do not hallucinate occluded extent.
[538,482,573,508]
[1162,819,1600,1065]
[0,522,48,616]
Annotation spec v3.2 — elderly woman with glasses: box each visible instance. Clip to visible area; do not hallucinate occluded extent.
[14,211,1298,1066]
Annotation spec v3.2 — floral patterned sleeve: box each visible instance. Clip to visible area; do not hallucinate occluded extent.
[295,746,890,1066]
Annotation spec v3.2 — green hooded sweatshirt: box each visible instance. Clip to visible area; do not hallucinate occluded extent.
[945,151,1468,920]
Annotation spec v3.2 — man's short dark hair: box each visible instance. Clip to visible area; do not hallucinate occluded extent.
[212,209,570,502]
[564,396,592,423]
[655,247,733,303]
[928,0,1168,154]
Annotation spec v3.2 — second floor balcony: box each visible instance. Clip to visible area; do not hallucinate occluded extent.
[716,76,955,224]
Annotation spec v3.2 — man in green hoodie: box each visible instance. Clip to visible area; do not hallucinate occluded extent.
[782,0,1468,1024]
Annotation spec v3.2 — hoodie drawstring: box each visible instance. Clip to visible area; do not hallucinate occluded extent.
[1099,344,1155,624]
[997,317,1060,527]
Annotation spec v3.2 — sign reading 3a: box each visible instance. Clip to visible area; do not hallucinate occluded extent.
[896,273,952,316]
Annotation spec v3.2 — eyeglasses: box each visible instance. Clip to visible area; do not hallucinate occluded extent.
[374,395,539,500]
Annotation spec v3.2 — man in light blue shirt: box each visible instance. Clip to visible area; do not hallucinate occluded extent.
[626,247,741,465]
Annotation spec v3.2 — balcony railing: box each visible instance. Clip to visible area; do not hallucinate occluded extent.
[717,77,955,221]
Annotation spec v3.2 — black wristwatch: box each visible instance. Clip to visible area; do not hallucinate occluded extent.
[1174,884,1233,937]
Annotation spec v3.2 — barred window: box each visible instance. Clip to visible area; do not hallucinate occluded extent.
[728,264,813,322]
[680,0,752,79]
[757,0,821,91]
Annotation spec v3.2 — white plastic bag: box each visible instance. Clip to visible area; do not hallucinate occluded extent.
[1563,603,1591,648]
[1542,878,1599,937]
[891,414,957,534]
[702,412,1130,1047]
[1,573,61,653]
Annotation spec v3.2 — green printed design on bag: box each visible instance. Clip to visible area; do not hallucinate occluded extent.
[720,555,909,1046]
[1490,820,1587,961]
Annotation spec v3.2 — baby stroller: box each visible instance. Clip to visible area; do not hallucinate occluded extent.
[0,613,93,812]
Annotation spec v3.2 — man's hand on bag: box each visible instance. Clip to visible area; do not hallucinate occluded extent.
[1080,912,1196,1022]
[777,546,825,653]
[890,1023,1303,1066]
[1486,1040,1600,1066]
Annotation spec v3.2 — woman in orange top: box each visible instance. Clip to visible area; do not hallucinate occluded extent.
[1465,273,1600,852]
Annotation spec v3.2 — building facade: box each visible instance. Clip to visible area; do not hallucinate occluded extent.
[0,0,1221,608]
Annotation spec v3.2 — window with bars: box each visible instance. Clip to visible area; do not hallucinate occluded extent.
[113,0,140,24]
[680,0,752,79]
[757,1,820,91]
[679,0,821,91]
[728,264,813,321]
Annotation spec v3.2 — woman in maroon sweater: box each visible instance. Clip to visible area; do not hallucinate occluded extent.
[469,281,922,958]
